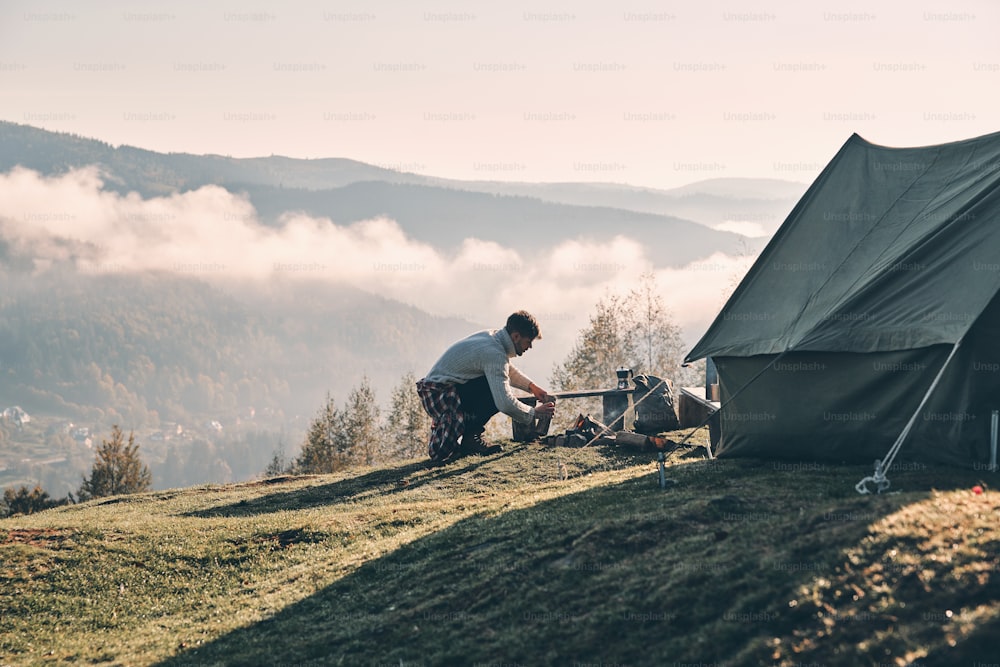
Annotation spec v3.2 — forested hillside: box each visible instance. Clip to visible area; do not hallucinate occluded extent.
[0,269,282,424]
[1,267,472,416]
[0,262,473,493]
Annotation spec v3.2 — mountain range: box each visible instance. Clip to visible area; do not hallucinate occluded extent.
[0,121,804,490]
[0,122,803,257]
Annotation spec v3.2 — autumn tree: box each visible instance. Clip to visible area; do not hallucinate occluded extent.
[551,290,635,393]
[631,271,691,383]
[551,272,699,392]
[78,425,152,500]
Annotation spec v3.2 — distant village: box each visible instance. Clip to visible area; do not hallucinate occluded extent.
[2,406,31,428]
[0,404,255,493]
[3,405,229,445]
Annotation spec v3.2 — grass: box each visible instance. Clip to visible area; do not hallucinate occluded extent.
[2,429,999,666]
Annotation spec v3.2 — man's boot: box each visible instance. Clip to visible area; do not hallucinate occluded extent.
[461,425,503,456]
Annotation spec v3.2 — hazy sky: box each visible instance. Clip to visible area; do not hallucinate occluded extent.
[2,0,999,381]
[3,0,998,189]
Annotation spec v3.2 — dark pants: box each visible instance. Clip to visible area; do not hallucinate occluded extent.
[456,376,499,436]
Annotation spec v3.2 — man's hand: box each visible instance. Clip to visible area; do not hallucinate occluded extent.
[534,401,556,417]
[529,382,555,403]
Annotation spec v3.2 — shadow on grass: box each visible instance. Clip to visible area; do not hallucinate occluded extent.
[156,460,1000,666]
[184,449,523,518]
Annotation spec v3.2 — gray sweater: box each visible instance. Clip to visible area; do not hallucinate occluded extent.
[423,328,536,423]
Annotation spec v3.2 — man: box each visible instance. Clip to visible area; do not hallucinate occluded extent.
[417,310,556,463]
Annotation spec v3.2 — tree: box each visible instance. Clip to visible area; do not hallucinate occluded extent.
[264,439,290,477]
[294,376,389,473]
[631,271,691,384]
[382,371,430,459]
[340,376,381,466]
[2,484,67,517]
[295,393,348,474]
[551,273,699,392]
[78,425,152,500]
[551,290,635,393]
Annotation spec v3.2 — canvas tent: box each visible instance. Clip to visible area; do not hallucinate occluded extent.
[685,131,1000,469]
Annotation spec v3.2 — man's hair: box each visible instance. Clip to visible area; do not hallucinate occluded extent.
[506,310,541,340]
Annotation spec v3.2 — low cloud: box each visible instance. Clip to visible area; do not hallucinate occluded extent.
[0,166,759,377]
[714,219,771,238]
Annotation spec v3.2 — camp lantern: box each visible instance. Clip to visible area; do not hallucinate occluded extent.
[616,367,633,391]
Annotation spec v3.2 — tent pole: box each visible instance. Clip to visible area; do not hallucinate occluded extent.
[990,409,998,472]
[856,339,963,494]
[671,351,793,452]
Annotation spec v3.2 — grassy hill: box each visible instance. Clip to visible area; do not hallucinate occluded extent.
[2,430,999,666]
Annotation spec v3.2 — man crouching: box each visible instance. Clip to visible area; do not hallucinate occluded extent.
[417,310,556,463]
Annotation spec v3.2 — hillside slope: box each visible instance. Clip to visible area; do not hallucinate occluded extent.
[0,270,471,423]
[0,267,476,494]
[2,433,998,666]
